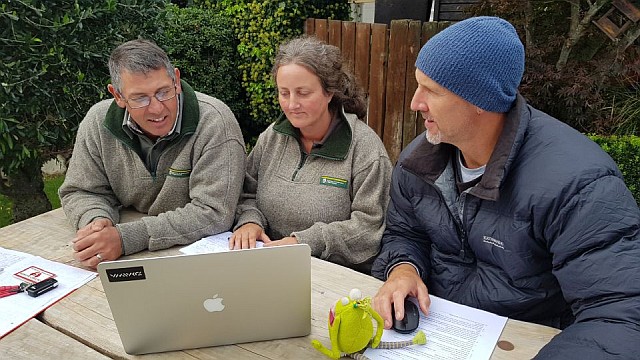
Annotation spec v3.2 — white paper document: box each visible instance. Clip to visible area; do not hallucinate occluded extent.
[364,296,507,360]
[0,247,96,338]
[180,231,263,255]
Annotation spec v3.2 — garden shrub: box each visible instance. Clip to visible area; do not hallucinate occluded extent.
[0,0,165,221]
[194,0,351,141]
[0,0,165,175]
[157,5,248,137]
[590,135,640,203]
[471,1,640,136]
[600,58,640,136]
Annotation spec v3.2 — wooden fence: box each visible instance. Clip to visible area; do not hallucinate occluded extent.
[304,18,450,163]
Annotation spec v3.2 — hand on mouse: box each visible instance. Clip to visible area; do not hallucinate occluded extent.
[372,263,431,329]
[392,299,421,333]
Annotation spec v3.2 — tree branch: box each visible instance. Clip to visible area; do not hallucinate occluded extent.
[556,0,609,71]
[524,0,534,48]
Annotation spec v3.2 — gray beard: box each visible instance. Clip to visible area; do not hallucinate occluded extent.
[425,129,442,145]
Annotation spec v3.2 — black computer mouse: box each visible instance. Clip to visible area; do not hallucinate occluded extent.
[391,298,420,334]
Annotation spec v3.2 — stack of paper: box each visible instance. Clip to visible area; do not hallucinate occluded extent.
[364,296,507,360]
[0,247,96,338]
[179,231,260,254]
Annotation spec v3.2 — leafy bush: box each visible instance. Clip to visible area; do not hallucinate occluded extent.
[0,0,165,221]
[194,0,351,140]
[471,1,640,136]
[599,57,640,136]
[590,135,640,203]
[156,5,249,137]
[1,0,165,174]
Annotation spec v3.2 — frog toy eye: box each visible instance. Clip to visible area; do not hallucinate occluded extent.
[341,297,350,306]
[349,288,362,301]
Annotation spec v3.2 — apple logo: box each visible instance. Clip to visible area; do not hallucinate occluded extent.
[203,294,225,312]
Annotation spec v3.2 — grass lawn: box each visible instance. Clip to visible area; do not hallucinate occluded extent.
[0,174,65,228]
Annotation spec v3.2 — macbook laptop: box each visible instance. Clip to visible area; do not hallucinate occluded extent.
[97,244,311,355]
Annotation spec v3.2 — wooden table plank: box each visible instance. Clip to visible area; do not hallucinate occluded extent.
[494,319,560,359]
[0,318,109,359]
[1,208,75,263]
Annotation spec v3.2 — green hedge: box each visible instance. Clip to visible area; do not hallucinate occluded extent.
[198,0,351,141]
[0,0,165,176]
[590,135,640,203]
[157,5,249,138]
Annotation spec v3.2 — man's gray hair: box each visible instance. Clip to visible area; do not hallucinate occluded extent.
[108,39,175,92]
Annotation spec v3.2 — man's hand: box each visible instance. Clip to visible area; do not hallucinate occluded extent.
[229,223,271,249]
[372,263,431,329]
[74,218,113,241]
[72,219,122,269]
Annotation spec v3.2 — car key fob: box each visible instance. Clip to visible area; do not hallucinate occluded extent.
[26,278,58,297]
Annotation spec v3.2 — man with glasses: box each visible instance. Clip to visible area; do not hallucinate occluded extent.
[59,39,246,268]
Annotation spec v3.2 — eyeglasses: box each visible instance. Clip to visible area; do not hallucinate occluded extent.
[119,84,177,109]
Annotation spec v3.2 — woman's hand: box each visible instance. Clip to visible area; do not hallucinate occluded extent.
[229,223,271,249]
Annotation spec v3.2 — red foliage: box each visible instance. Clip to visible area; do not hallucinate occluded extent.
[470,0,640,134]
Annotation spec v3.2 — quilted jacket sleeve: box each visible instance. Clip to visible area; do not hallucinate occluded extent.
[535,174,640,359]
[371,163,432,281]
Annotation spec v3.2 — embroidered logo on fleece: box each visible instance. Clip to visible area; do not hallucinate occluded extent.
[167,168,191,178]
[320,176,348,189]
[482,235,504,249]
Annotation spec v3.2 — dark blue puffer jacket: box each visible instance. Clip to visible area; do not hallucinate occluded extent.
[372,95,640,359]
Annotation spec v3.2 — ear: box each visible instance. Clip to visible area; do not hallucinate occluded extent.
[107,84,127,109]
[326,91,335,104]
[174,68,182,95]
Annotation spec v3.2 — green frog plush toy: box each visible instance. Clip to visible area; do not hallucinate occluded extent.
[311,289,426,359]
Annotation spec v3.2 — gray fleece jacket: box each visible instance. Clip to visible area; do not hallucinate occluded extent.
[59,81,246,255]
[234,110,392,271]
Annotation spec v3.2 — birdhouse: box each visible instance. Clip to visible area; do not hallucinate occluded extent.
[593,0,640,40]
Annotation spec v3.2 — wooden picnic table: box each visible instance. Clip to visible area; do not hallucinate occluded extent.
[1,208,561,359]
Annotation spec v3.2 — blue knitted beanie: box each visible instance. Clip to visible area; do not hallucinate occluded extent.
[415,16,524,112]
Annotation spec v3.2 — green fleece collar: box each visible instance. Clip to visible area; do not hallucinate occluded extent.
[103,80,200,150]
[272,109,352,160]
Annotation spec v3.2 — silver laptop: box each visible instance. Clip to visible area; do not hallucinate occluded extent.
[97,244,311,355]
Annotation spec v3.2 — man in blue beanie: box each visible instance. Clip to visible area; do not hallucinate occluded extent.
[372,16,640,359]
